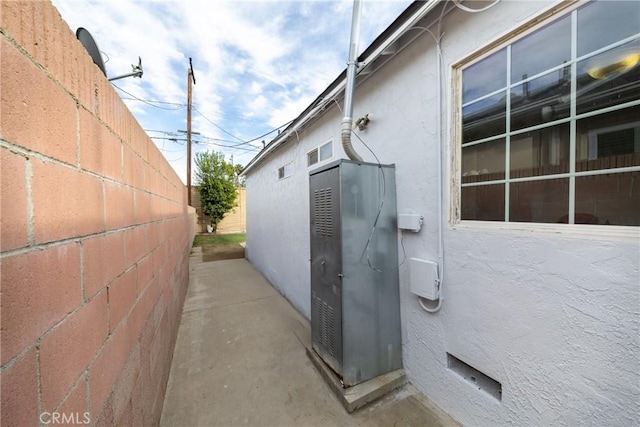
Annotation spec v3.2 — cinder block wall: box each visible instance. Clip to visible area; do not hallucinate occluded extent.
[0,2,195,426]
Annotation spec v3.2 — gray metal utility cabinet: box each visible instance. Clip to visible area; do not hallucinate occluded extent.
[309,159,402,387]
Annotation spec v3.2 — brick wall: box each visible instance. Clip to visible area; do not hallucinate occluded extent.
[0,2,195,426]
[191,186,246,234]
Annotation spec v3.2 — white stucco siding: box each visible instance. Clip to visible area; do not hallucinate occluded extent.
[246,109,345,317]
[245,1,640,425]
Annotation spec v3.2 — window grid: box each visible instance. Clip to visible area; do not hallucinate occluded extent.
[459,3,640,226]
[461,99,640,151]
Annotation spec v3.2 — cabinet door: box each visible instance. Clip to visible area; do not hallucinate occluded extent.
[310,166,343,375]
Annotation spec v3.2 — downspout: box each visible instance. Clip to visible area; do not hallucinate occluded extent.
[342,0,364,161]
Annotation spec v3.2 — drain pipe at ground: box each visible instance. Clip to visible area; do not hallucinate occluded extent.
[342,0,364,162]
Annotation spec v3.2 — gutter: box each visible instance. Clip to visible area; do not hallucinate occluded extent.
[241,0,441,176]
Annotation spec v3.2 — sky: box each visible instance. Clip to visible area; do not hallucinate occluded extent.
[51,0,413,184]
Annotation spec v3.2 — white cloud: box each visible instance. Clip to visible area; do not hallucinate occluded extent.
[51,0,411,180]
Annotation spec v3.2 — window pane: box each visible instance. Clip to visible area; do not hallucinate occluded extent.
[462,92,506,143]
[307,149,318,166]
[510,124,570,178]
[510,69,571,131]
[576,39,640,115]
[278,167,285,179]
[576,105,640,172]
[462,48,507,104]
[462,139,505,183]
[511,14,571,84]
[577,0,640,58]
[575,172,640,226]
[509,178,569,223]
[319,142,332,161]
[461,184,505,221]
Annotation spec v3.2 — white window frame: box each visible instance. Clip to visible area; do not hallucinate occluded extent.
[277,162,292,180]
[307,140,333,167]
[451,1,639,237]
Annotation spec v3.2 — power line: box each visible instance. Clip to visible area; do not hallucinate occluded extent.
[148,116,293,148]
[196,140,260,152]
[121,97,186,107]
[112,83,185,110]
[163,153,186,162]
[158,146,185,153]
[150,132,260,152]
[193,107,245,143]
[198,135,261,148]
[150,136,186,144]
[243,119,294,144]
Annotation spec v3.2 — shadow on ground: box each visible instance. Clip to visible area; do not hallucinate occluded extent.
[201,244,245,262]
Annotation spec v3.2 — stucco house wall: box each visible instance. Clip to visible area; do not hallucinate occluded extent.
[244,1,639,426]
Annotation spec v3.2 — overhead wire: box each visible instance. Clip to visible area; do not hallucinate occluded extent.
[112,84,186,110]
[121,97,185,107]
[243,119,295,144]
[196,139,260,152]
[193,107,245,143]
[150,136,186,144]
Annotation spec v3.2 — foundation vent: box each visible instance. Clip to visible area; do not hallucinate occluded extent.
[447,353,502,401]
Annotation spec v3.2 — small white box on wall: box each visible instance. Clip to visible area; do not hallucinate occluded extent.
[409,258,439,300]
[398,214,423,232]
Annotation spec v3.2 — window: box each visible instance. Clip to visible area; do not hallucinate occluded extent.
[278,163,292,180]
[307,140,333,166]
[307,149,319,166]
[459,0,640,226]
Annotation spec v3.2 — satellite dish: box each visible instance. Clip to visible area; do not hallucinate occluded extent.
[76,27,107,76]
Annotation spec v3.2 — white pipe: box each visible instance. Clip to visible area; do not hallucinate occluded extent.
[342,0,364,161]
[419,32,444,314]
[414,4,450,313]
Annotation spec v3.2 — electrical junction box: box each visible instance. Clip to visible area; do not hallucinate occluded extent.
[409,258,439,300]
[398,214,422,232]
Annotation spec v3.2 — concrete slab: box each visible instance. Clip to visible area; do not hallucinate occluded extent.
[160,255,460,427]
[306,346,407,413]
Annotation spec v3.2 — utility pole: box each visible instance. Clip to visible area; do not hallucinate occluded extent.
[187,57,196,205]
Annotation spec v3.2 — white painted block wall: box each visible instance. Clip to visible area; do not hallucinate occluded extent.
[245,1,640,425]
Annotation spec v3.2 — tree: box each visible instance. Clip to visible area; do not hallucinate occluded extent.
[195,151,237,233]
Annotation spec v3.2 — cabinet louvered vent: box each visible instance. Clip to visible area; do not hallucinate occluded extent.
[314,188,333,236]
[316,297,336,357]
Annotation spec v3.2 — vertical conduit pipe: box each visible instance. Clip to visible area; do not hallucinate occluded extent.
[342,0,364,161]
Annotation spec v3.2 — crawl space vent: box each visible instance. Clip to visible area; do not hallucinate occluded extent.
[447,353,502,401]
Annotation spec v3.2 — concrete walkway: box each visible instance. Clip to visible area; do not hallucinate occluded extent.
[160,248,459,427]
